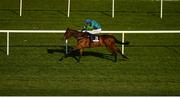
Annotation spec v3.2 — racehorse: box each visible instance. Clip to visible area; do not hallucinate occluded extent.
[60,28,129,62]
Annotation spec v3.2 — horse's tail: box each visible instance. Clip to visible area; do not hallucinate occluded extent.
[114,37,130,45]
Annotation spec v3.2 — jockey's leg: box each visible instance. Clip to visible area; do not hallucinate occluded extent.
[85,32,92,41]
[92,29,101,42]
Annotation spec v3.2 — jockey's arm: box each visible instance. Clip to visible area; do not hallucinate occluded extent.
[84,25,93,30]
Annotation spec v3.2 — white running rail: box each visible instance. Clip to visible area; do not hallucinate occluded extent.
[0,30,180,55]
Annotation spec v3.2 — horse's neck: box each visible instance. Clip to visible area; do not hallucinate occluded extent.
[71,30,83,39]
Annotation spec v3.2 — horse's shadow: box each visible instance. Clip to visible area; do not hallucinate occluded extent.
[47,46,125,62]
[47,48,64,54]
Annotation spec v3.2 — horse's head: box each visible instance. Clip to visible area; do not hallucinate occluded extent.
[64,28,83,40]
[64,28,73,40]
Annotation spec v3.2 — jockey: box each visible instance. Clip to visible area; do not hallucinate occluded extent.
[82,19,102,42]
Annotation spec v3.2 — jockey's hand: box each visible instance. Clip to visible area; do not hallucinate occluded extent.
[81,29,87,32]
[83,26,87,29]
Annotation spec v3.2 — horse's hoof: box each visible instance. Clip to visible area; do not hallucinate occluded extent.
[122,55,128,59]
[76,59,81,63]
[76,61,80,63]
[59,57,64,61]
[64,54,69,58]
[114,60,117,62]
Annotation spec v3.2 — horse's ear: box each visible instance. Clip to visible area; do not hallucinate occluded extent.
[66,28,70,32]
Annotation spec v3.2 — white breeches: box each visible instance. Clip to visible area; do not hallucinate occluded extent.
[85,28,101,34]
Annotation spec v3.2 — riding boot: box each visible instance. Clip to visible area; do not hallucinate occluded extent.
[93,34,99,42]
[90,34,94,42]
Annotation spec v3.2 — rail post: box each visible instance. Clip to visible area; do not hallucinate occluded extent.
[122,32,125,55]
[112,0,114,18]
[67,0,71,17]
[160,0,163,19]
[20,0,22,16]
[65,39,68,54]
[7,32,9,55]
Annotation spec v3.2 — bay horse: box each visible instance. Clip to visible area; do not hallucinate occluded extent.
[60,28,129,62]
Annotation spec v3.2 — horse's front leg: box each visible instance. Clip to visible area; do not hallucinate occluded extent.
[59,47,78,61]
[59,52,69,61]
[68,47,83,62]
[72,48,83,63]
[77,48,84,62]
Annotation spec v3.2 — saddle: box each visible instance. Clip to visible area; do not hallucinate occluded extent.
[82,31,99,42]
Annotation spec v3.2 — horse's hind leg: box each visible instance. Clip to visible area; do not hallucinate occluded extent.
[106,44,128,62]
[115,47,128,59]
[114,53,117,62]
[105,45,118,62]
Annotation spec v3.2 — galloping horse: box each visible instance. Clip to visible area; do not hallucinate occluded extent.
[60,28,129,62]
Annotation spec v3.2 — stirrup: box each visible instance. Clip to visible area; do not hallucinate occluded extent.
[93,39,99,42]
[92,36,99,42]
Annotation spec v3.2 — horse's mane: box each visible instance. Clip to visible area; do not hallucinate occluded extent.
[67,28,80,33]
[66,28,88,39]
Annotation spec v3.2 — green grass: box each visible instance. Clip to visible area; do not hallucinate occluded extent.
[0,0,180,96]
[0,0,180,30]
[0,33,180,95]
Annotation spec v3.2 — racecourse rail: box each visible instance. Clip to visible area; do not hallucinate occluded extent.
[18,0,164,18]
[0,30,180,56]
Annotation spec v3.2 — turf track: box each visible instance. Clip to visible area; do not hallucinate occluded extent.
[0,0,180,96]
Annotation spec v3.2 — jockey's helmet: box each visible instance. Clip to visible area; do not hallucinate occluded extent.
[84,19,91,24]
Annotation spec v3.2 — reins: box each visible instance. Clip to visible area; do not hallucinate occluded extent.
[67,29,89,41]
